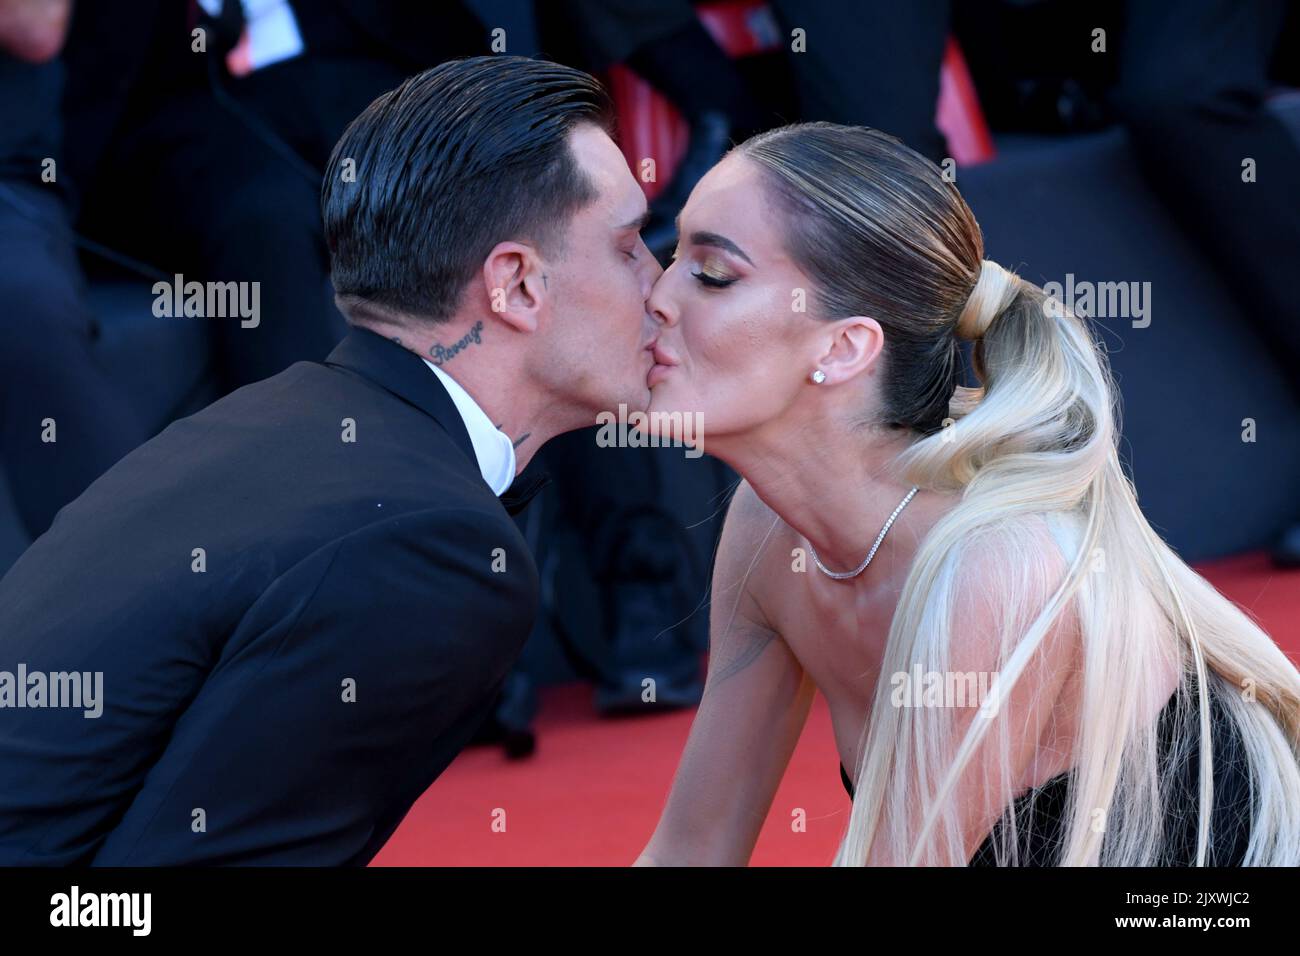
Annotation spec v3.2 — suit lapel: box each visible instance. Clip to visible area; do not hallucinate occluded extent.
[324,325,553,514]
[324,326,478,471]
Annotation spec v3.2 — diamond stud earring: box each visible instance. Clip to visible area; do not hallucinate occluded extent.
[811,369,826,384]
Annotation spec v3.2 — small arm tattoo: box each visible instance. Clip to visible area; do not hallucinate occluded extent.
[711,629,776,686]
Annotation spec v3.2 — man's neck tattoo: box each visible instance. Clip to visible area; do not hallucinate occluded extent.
[429,319,484,365]
[496,424,532,450]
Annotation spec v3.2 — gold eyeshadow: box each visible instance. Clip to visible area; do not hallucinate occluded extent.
[697,257,734,282]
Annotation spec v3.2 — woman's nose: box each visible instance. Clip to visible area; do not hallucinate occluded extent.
[646,266,679,328]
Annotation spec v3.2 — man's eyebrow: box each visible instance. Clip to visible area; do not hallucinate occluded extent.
[689,230,754,266]
[618,209,652,232]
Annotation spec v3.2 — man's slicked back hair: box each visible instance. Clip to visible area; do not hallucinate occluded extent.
[322,55,615,324]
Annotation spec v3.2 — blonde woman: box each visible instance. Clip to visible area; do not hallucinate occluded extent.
[634,122,1300,866]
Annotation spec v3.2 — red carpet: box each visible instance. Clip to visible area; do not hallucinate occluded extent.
[371,553,1300,867]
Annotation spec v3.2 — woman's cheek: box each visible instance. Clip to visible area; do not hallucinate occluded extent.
[696,322,737,379]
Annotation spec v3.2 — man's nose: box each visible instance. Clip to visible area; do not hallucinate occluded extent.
[640,245,664,297]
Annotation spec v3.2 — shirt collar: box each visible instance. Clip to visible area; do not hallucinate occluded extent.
[422,359,516,496]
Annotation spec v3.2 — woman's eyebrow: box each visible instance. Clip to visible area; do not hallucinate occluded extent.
[689,230,754,266]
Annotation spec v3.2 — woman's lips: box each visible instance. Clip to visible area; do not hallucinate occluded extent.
[648,344,679,388]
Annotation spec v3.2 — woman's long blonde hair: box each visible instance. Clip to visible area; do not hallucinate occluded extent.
[741,122,1300,865]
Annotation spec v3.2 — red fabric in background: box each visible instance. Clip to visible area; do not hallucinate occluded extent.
[613,2,996,202]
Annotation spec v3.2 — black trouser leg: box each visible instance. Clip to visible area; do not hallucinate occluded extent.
[0,182,149,538]
[767,0,952,162]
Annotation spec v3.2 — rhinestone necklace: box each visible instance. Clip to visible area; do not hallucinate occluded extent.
[807,486,920,580]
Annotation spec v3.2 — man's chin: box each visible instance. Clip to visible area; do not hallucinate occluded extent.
[616,383,653,416]
[584,387,650,428]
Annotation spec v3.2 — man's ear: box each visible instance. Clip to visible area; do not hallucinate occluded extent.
[815,316,885,385]
[481,241,547,333]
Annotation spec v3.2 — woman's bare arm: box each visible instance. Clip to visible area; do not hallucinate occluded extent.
[636,481,815,866]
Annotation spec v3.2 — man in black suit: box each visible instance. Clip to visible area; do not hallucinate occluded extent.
[0,1,149,558]
[0,55,662,865]
[64,0,492,394]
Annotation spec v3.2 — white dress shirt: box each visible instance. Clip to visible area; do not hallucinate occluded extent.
[196,0,305,75]
[422,359,517,496]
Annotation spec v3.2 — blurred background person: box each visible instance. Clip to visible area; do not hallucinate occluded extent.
[1112,0,1300,565]
[955,0,1300,565]
[65,0,489,392]
[766,0,952,162]
[0,0,149,561]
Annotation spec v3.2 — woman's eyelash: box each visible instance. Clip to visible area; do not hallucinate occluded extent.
[691,271,736,289]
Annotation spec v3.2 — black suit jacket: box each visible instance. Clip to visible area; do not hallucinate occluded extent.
[60,0,488,207]
[0,327,540,865]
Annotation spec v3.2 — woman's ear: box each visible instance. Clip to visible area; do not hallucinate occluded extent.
[814,316,885,385]
[481,240,547,333]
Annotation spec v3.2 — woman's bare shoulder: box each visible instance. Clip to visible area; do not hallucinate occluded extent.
[962,510,1081,572]
[949,510,1085,649]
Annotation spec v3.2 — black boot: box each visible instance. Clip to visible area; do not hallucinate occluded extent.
[595,578,704,716]
[1272,519,1300,568]
[468,668,538,759]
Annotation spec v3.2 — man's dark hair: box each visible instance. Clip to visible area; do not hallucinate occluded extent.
[322,55,615,324]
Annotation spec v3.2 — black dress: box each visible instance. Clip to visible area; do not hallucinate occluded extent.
[838,677,1255,865]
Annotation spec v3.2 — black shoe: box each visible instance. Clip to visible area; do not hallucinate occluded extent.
[595,667,704,716]
[1272,520,1300,569]
[468,669,538,759]
[594,580,704,716]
